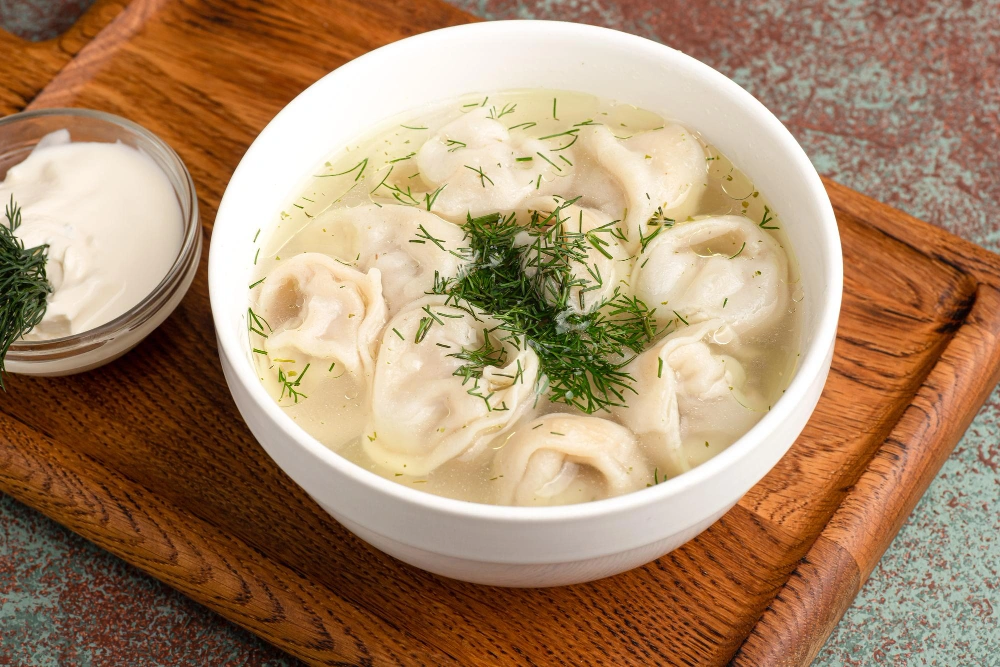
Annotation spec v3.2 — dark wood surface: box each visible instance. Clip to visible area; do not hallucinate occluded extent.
[2,0,999,664]
[0,0,125,115]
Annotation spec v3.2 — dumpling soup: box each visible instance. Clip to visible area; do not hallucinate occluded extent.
[247,90,802,506]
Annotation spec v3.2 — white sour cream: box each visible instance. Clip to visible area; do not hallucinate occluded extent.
[0,130,183,340]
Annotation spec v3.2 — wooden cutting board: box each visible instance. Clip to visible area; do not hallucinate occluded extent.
[2,1,999,664]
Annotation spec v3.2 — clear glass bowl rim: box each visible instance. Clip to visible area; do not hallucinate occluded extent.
[2,107,201,359]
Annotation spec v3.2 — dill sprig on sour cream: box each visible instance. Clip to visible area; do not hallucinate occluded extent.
[0,196,50,389]
[424,201,664,414]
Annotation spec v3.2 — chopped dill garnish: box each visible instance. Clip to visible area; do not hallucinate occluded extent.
[372,166,446,211]
[759,205,779,230]
[538,128,579,151]
[449,329,508,386]
[328,362,336,372]
[446,139,467,152]
[552,97,558,120]
[424,206,661,413]
[392,327,404,340]
[488,103,517,120]
[424,184,447,211]
[515,156,533,162]
[638,224,664,252]
[249,277,265,289]
[254,249,260,265]
[253,228,260,242]
[647,206,675,228]
[657,357,664,378]
[646,467,667,487]
[412,223,463,257]
[278,364,309,403]
[509,121,537,131]
[414,315,434,344]
[535,152,562,172]
[316,157,368,181]
[729,241,746,259]
[370,165,395,196]
[388,152,416,163]
[464,164,495,187]
[723,297,729,308]
[247,306,270,338]
[673,310,689,325]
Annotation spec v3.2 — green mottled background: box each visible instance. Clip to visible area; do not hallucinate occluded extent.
[1,0,998,664]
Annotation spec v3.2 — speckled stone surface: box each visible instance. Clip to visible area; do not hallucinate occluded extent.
[2,1,999,665]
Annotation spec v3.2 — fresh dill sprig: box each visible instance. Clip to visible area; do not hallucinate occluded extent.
[487,103,517,120]
[464,164,494,187]
[247,306,270,338]
[0,196,51,390]
[449,329,509,386]
[315,157,368,181]
[538,128,579,151]
[425,208,660,413]
[759,205,779,230]
[646,206,675,228]
[508,121,537,131]
[535,151,562,172]
[277,363,309,403]
[371,166,446,211]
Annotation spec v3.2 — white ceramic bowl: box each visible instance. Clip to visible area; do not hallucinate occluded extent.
[210,21,842,587]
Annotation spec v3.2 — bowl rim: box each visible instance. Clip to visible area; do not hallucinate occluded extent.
[3,107,201,358]
[211,19,844,524]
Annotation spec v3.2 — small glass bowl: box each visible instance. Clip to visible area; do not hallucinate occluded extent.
[1,108,201,376]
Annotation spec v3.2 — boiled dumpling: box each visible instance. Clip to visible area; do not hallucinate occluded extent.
[632,215,789,336]
[414,107,570,220]
[255,252,387,379]
[612,319,764,477]
[493,413,651,506]
[578,124,708,253]
[308,205,468,314]
[516,195,632,314]
[365,297,541,475]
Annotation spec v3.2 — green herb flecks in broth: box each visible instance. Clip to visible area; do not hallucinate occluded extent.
[248,90,802,506]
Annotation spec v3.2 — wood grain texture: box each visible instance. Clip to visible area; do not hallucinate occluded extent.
[0,0,127,114]
[1,1,999,665]
[732,183,1000,666]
